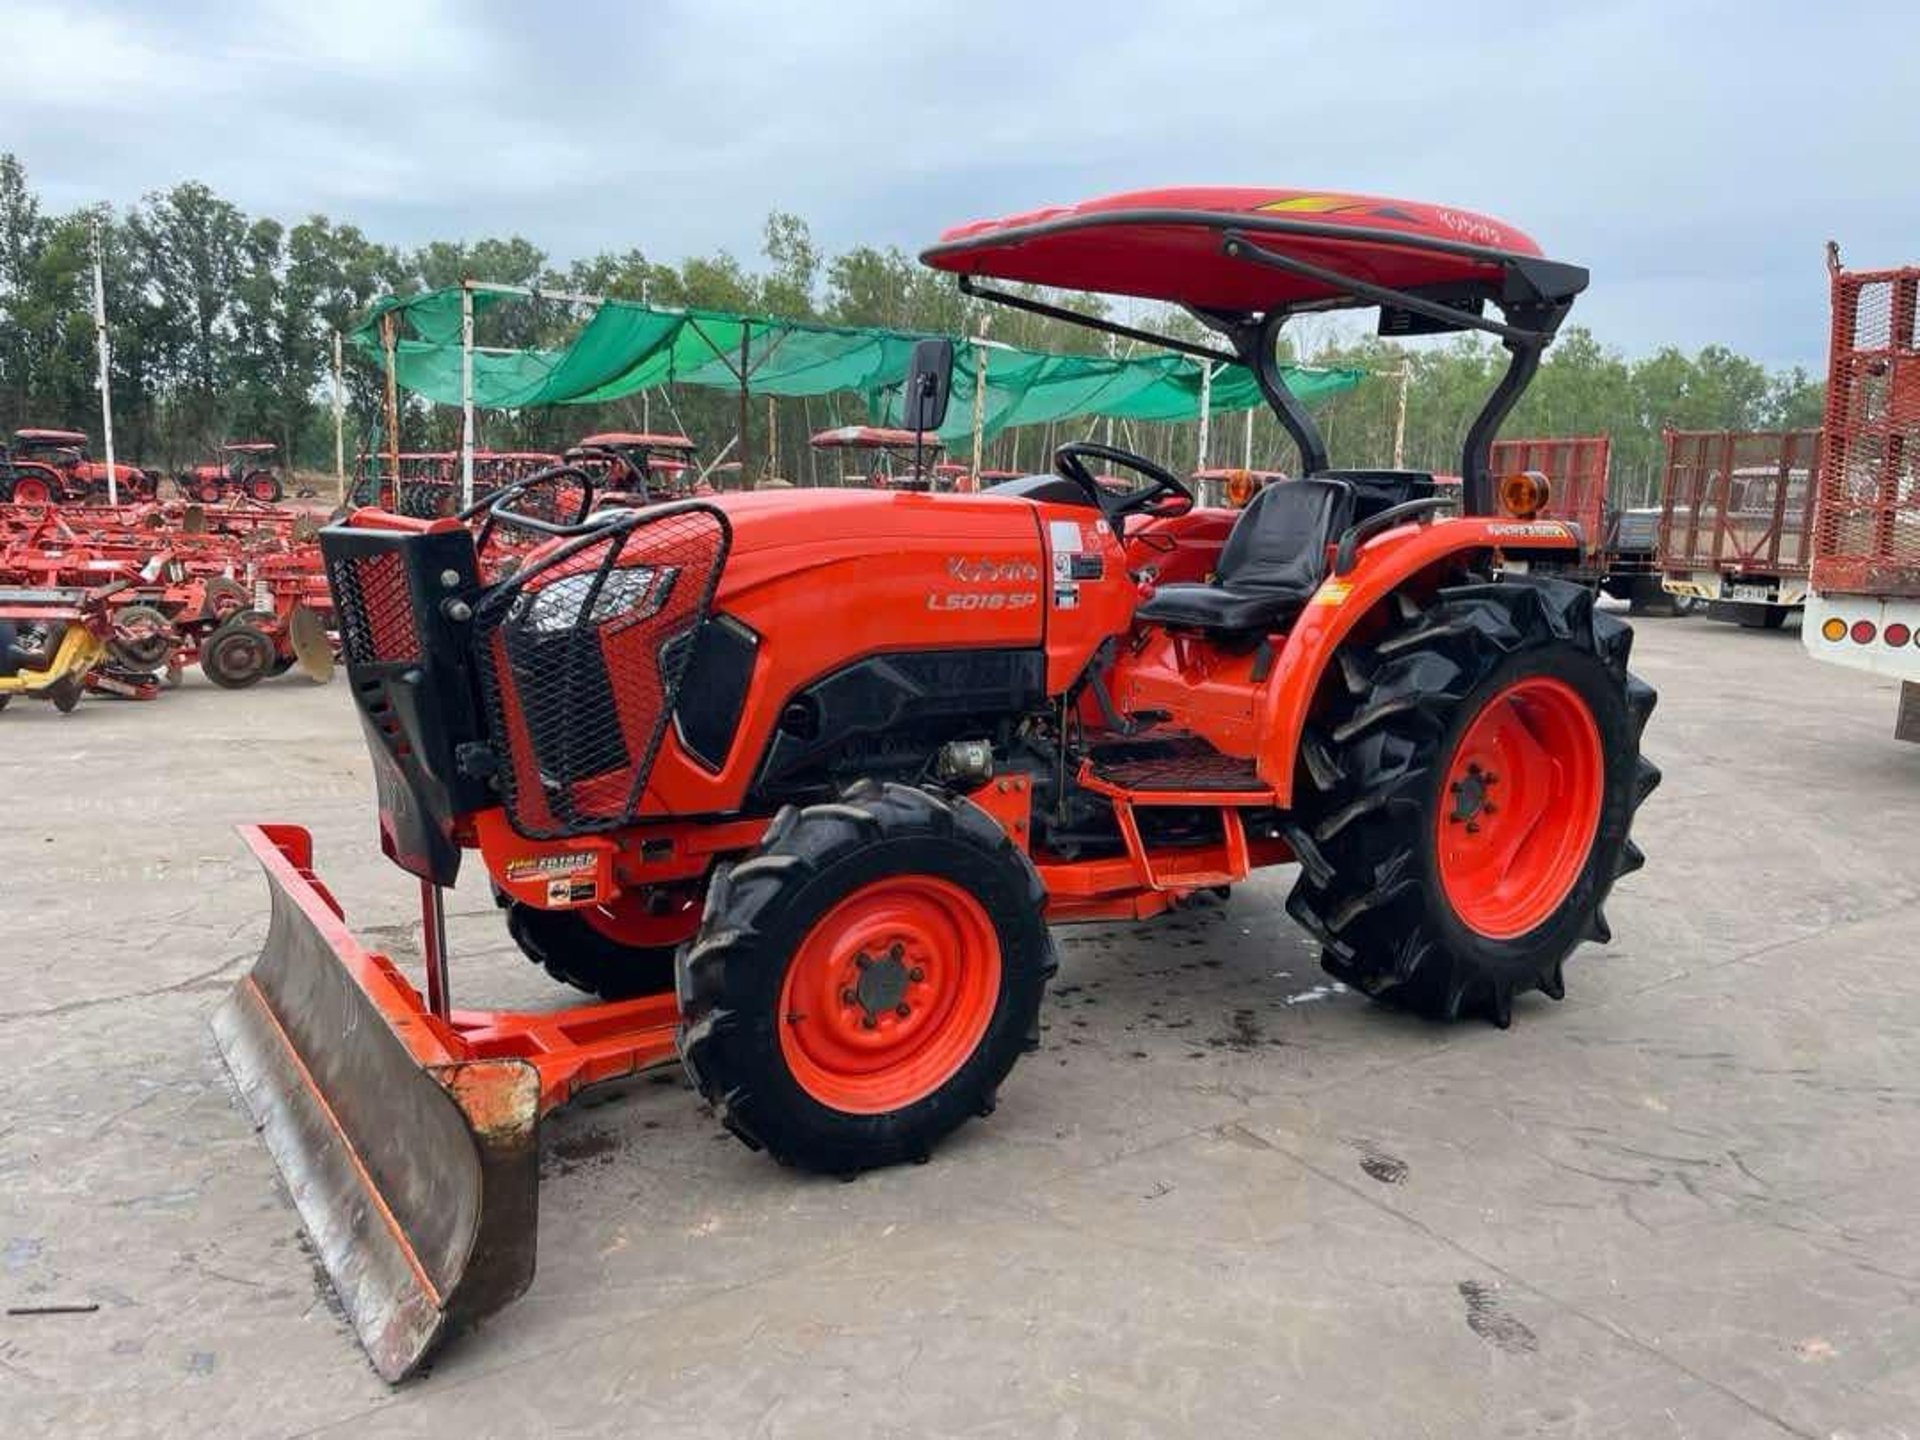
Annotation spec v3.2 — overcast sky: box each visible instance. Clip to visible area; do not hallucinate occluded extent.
[4,0,1914,371]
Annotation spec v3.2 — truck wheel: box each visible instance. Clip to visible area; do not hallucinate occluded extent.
[201,621,276,689]
[1288,575,1659,1027]
[504,902,680,999]
[679,780,1056,1173]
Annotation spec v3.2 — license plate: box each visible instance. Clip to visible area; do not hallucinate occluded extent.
[1729,583,1770,603]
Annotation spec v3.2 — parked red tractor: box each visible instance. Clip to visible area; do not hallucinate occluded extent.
[218,187,1659,1381]
[178,441,284,504]
[1,428,157,504]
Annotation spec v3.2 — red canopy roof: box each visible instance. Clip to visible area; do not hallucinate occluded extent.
[222,441,277,453]
[15,428,87,444]
[576,432,695,451]
[808,426,943,451]
[922,187,1549,313]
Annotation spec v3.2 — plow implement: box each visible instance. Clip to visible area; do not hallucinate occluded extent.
[213,825,680,1381]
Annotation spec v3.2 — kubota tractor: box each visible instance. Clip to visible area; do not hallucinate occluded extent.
[2,428,157,504]
[178,441,284,504]
[218,186,1659,1381]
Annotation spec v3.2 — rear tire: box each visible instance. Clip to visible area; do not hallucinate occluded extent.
[504,903,678,999]
[679,780,1056,1173]
[1287,575,1659,1026]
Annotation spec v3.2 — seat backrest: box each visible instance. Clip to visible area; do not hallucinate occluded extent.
[1216,477,1354,595]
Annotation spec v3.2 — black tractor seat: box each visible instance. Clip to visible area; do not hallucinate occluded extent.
[1135,477,1354,637]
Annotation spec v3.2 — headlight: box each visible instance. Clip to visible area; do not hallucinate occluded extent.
[514,564,678,633]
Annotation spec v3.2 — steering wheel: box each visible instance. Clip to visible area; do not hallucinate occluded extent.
[1053,441,1194,522]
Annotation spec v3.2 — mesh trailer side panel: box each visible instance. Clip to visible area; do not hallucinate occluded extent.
[1816,268,1920,598]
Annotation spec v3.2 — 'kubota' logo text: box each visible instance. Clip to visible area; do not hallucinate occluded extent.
[948,556,1041,583]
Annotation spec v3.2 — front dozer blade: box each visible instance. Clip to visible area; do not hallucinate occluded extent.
[212,825,540,1382]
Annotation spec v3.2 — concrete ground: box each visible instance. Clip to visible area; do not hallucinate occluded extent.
[3,609,1918,1439]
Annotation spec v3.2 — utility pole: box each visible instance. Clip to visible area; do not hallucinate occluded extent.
[90,220,118,506]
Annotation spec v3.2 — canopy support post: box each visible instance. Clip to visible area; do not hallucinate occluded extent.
[380,311,401,511]
[738,327,751,485]
[970,334,989,492]
[459,280,476,511]
[1195,361,1213,473]
[1391,362,1410,469]
[332,331,347,507]
[89,220,117,507]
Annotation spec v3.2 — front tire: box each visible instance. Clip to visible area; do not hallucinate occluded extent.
[679,781,1056,1173]
[1288,575,1659,1026]
[504,902,680,999]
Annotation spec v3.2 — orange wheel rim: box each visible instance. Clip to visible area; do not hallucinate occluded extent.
[14,478,51,504]
[778,876,1002,1114]
[1437,676,1604,940]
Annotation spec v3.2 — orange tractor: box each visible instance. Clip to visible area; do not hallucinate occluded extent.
[178,441,284,504]
[2,428,158,504]
[218,186,1659,1380]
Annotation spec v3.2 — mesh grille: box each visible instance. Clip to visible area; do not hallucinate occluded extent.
[327,549,421,665]
[1488,436,1608,553]
[475,504,729,838]
[1657,429,1821,576]
[1816,267,1920,597]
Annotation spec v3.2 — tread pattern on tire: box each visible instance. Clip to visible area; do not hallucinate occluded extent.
[504,903,678,999]
[677,779,1057,1173]
[1285,573,1659,1026]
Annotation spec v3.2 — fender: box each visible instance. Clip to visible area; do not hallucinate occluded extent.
[1255,516,1580,802]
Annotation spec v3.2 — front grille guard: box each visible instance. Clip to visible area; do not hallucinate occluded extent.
[470,500,731,839]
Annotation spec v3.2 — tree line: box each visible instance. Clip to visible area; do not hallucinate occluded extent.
[0,152,1824,500]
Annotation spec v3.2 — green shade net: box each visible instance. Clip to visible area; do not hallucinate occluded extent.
[349,289,1363,442]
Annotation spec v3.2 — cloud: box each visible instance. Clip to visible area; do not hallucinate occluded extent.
[3,0,1915,368]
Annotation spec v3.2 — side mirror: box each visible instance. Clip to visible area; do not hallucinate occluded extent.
[902,338,953,434]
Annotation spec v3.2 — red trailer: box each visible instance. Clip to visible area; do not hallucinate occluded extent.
[1657,428,1821,626]
[1802,256,1920,740]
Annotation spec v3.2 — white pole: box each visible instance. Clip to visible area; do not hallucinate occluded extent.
[331,330,346,506]
[1391,363,1410,470]
[641,277,651,435]
[1242,407,1255,470]
[1194,361,1214,473]
[90,220,118,506]
[459,280,476,510]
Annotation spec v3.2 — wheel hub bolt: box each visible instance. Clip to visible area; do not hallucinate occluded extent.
[908,967,925,983]
[895,1003,911,1018]
[861,1014,877,1030]
[854,953,872,970]
[841,988,858,1005]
